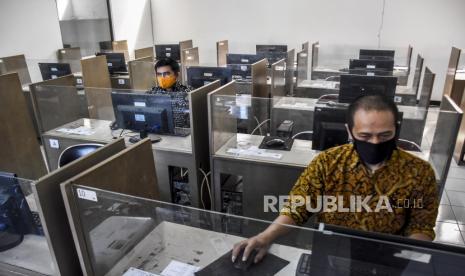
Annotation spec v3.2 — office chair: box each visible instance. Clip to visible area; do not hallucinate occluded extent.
[58,144,104,168]
[397,139,422,152]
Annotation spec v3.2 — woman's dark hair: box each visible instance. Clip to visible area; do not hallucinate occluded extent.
[155,57,180,74]
[347,94,400,130]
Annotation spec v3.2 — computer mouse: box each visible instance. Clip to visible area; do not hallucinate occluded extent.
[128,136,141,144]
[233,249,258,271]
[265,138,286,147]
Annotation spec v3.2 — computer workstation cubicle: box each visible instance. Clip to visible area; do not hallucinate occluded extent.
[442,47,465,165]
[310,42,413,85]
[41,81,221,210]
[208,80,460,221]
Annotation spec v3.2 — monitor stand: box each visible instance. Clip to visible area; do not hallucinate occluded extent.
[128,129,161,144]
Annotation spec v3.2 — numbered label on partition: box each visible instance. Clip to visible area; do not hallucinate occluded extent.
[394,96,402,103]
[77,188,98,202]
[241,59,249,63]
[367,65,376,69]
[240,65,248,71]
[118,79,125,85]
[76,78,83,84]
[134,101,146,107]
[49,139,59,149]
[61,50,66,54]
[108,62,113,67]
[204,72,213,77]
[166,53,171,57]
[51,75,58,79]
[51,67,58,72]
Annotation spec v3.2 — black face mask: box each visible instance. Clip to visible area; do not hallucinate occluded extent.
[352,137,397,165]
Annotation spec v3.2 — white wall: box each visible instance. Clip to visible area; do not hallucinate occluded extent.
[151,0,465,101]
[0,0,63,83]
[110,0,154,60]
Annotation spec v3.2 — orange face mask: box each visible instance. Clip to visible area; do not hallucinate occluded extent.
[157,75,177,89]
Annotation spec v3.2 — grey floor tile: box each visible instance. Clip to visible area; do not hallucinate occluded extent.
[445,178,465,192]
[434,222,464,245]
[440,192,450,205]
[447,167,465,179]
[452,206,465,225]
[447,190,465,207]
[437,204,456,223]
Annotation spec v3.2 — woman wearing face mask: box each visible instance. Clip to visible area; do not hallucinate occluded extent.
[147,58,193,129]
[231,94,439,265]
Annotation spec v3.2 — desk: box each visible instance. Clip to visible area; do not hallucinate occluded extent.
[211,133,428,221]
[271,97,427,146]
[42,118,200,206]
[105,221,308,276]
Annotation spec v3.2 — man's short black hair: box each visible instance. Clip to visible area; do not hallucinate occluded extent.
[155,57,180,74]
[347,94,400,130]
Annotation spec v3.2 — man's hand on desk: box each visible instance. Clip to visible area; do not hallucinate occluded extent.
[232,233,271,264]
[231,215,296,264]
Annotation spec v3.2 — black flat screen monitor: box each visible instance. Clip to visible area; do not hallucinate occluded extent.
[349,59,394,72]
[227,64,252,81]
[359,49,395,60]
[39,63,72,80]
[256,45,288,65]
[339,74,397,104]
[155,44,181,61]
[111,92,174,135]
[96,52,127,74]
[312,106,349,151]
[348,68,393,77]
[226,54,263,65]
[309,223,465,275]
[186,66,232,88]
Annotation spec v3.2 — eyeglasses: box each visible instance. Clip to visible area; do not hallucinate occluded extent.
[156,72,173,77]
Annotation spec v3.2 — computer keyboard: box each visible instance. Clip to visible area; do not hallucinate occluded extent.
[296,253,311,276]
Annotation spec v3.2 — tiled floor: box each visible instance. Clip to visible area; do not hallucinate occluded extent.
[424,108,465,247]
[414,108,465,247]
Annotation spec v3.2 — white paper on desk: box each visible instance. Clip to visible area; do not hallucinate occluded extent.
[123,267,160,276]
[56,126,95,136]
[227,146,283,160]
[160,260,200,276]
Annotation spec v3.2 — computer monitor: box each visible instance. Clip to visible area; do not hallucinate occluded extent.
[155,44,181,61]
[99,41,113,51]
[39,63,72,80]
[309,223,465,275]
[111,92,174,135]
[256,45,288,65]
[359,49,395,60]
[186,66,232,88]
[349,59,394,72]
[226,54,263,65]
[348,68,393,77]
[312,106,349,151]
[339,74,397,104]
[96,52,127,74]
[226,64,252,81]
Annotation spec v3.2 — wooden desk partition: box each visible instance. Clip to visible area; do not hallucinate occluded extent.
[29,75,88,134]
[181,47,199,84]
[128,58,155,90]
[112,40,129,61]
[134,46,154,60]
[81,55,111,88]
[271,59,286,97]
[0,73,46,179]
[302,41,310,51]
[311,41,319,70]
[216,40,229,67]
[61,139,159,275]
[81,56,113,120]
[443,47,461,101]
[251,59,268,98]
[57,47,82,73]
[33,139,125,276]
[296,48,309,85]
[0,54,32,85]
[285,49,295,95]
